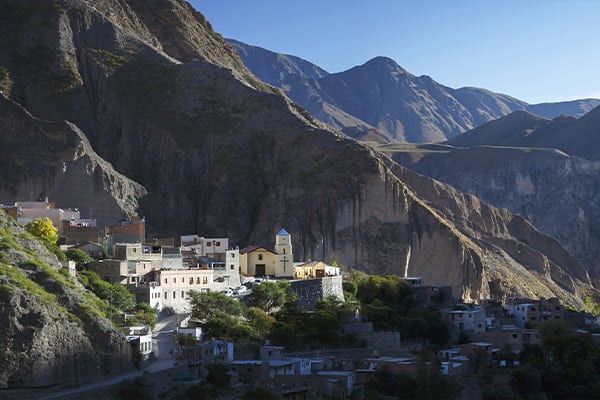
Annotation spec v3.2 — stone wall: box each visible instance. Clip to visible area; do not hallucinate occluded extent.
[290,276,344,310]
[341,320,401,352]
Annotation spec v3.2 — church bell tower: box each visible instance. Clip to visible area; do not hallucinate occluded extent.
[274,228,293,277]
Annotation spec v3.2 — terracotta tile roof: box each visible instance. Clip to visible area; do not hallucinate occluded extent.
[239,245,275,254]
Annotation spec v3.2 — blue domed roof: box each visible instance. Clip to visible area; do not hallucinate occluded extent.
[277,228,290,236]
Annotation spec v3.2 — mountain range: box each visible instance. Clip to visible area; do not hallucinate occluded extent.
[0,0,598,387]
[227,39,600,143]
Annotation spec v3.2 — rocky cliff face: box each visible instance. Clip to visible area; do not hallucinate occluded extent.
[0,0,595,309]
[389,111,600,280]
[0,93,146,227]
[229,40,600,143]
[0,212,133,389]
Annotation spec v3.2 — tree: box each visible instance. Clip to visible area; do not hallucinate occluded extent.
[25,217,65,260]
[206,363,230,387]
[133,302,157,329]
[65,248,93,268]
[109,282,136,311]
[246,306,275,338]
[25,217,58,244]
[78,270,135,312]
[188,290,244,320]
[250,281,290,313]
[414,351,461,400]
[342,280,358,299]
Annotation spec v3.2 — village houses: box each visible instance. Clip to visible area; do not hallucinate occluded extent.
[4,198,595,399]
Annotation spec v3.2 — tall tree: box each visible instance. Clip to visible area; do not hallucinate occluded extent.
[250,281,290,313]
[188,290,244,320]
[25,217,58,244]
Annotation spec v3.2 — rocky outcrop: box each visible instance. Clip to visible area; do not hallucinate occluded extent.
[389,109,600,280]
[0,0,595,310]
[0,212,133,388]
[0,93,146,227]
[390,124,600,280]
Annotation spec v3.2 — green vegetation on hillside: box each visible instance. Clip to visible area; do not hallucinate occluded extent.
[25,216,65,261]
[0,213,155,333]
[475,320,600,400]
[187,271,451,351]
[366,350,461,400]
[78,270,156,329]
[354,272,450,345]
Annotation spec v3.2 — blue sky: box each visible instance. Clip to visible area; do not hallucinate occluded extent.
[190,1,600,104]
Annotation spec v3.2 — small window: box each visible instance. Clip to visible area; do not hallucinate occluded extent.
[196,277,200,284]
[164,291,167,299]
[164,278,167,284]
[172,291,176,299]
[173,278,176,283]
[181,291,185,298]
[512,333,517,339]
[258,254,263,260]
[207,242,211,247]
[230,264,234,269]
[189,277,193,284]
[216,241,221,246]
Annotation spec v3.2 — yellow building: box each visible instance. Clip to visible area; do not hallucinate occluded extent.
[239,229,294,278]
[293,261,341,279]
[239,245,276,277]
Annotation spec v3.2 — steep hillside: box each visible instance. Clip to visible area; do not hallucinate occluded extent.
[445,106,600,161]
[444,111,554,148]
[0,211,132,389]
[0,93,146,226]
[386,111,600,279]
[229,40,600,143]
[0,0,595,309]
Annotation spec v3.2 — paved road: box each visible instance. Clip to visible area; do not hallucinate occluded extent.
[145,313,180,373]
[36,314,183,400]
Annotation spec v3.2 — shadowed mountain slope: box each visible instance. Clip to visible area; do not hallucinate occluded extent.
[386,108,600,279]
[0,211,133,389]
[0,93,146,226]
